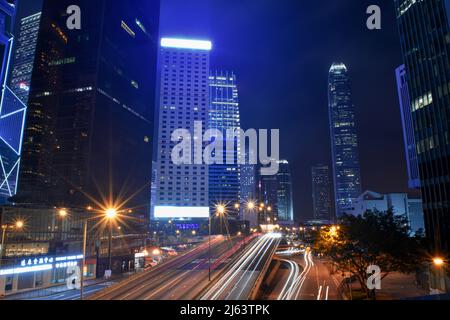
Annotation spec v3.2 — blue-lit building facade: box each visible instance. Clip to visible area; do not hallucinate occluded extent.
[208,71,240,217]
[395,64,421,190]
[9,11,41,105]
[0,0,25,204]
[394,0,450,264]
[328,63,362,218]
[153,38,211,222]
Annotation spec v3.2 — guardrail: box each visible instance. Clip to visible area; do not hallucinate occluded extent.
[247,238,280,300]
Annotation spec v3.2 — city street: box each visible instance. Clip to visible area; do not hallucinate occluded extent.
[89,236,244,300]
[200,233,281,300]
[268,251,341,300]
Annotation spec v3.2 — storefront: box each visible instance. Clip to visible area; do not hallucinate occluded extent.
[0,254,96,296]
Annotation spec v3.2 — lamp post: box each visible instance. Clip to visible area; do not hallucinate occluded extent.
[105,208,117,273]
[80,220,88,300]
[429,257,447,293]
[80,208,118,300]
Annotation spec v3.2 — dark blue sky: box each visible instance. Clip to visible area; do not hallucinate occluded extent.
[18,0,409,221]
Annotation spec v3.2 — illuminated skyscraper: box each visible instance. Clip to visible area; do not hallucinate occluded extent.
[395,0,450,256]
[153,38,211,219]
[328,63,362,218]
[15,1,160,225]
[276,160,294,224]
[208,71,240,217]
[0,0,25,204]
[10,12,41,105]
[312,165,332,222]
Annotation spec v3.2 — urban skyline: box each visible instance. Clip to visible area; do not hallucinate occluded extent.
[12,0,412,222]
[0,0,448,304]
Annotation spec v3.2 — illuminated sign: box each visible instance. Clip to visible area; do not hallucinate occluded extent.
[0,254,84,276]
[154,206,210,219]
[160,38,212,51]
[175,223,200,230]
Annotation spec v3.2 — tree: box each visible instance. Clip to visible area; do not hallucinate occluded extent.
[314,209,426,299]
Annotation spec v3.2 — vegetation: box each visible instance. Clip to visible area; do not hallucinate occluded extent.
[314,210,427,299]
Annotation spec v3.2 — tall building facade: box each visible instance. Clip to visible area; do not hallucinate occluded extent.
[328,63,362,218]
[153,38,211,218]
[9,11,41,105]
[394,0,450,256]
[15,0,160,225]
[395,64,421,190]
[276,160,294,224]
[0,0,26,204]
[312,164,332,222]
[208,71,240,216]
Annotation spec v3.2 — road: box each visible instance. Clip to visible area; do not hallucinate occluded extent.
[89,236,243,300]
[200,233,281,300]
[271,250,341,300]
[27,282,116,300]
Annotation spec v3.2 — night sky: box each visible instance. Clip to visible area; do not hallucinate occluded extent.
[17,0,410,221]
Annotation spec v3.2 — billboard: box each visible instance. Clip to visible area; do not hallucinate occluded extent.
[154,206,210,219]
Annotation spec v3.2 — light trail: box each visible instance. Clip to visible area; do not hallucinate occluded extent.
[277,259,300,300]
[201,233,280,300]
[202,235,270,300]
[278,250,315,300]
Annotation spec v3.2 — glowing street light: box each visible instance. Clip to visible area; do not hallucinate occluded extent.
[216,205,226,215]
[247,201,256,210]
[58,209,68,218]
[433,257,445,267]
[105,208,118,220]
[15,220,24,229]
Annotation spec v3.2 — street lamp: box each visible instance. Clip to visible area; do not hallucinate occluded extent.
[58,209,68,218]
[104,208,118,273]
[80,207,118,300]
[433,257,445,267]
[247,201,256,210]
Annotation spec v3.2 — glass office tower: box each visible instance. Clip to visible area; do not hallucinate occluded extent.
[312,164,332,222]
[0,0,25,204]
[276,160,294,224]
[208,71,240,217]
[15,1,160,228]
[328,62,362,218]
[395,0,450,256]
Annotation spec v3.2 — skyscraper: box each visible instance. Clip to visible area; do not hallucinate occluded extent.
[395,65,421,190]
[395,0,450,256]
[9,11,41,105]
[328,62,362,218]
[276,160,294,224]
[16,0,160,225]
[208,71,240,216]
[153,38,211,220]
[312,165,332,222]
[0,0,25,204]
